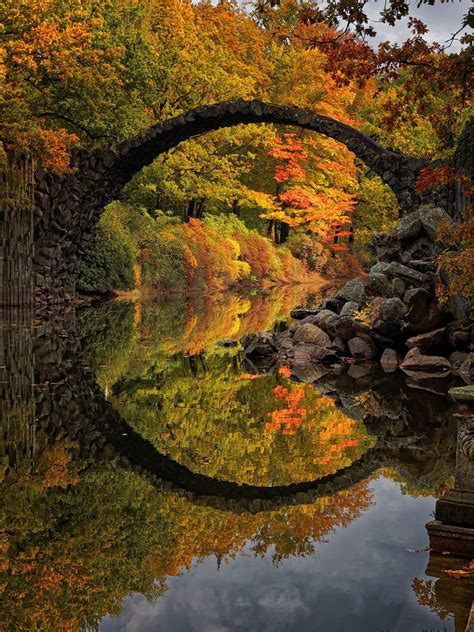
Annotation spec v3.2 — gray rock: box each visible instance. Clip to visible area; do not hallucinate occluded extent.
[403,288,446,333]
[419,205,453,240]
[293,343,316,365]
[400,351,451,379]
[348,336,377,360]
[320,297,344,313]
[449,351,469,370]
[313,309,339,331]
[292,363,329,383]
[242,333,277,357]
[290,308,320,320]
[406,327,446,353]
[388,262,425,285]
[340,301,359,316]
[396,212,422,240]
[390,277,405,298]
[380,348,400,372]
[336,278,367,306]
[348,363,375,379]
[448,295,471,321]
[293,323,331,347]
[370,262,391,276]
[365,272,390,297]
[459,354,474,385]
[331,337,347,354]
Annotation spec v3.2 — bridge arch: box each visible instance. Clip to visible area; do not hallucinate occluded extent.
[33,99,434,306]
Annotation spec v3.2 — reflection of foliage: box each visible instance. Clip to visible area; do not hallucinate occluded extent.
[443,559,474,580]
[78,302,136,388]
[111,355,375,486]
[1,455,373,631]
[411,578,450,622]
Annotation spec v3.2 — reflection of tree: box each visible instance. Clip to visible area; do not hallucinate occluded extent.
[1,454,373,632]
[110,363,375,487]
[411,578,450,622]
[411,554,474,631]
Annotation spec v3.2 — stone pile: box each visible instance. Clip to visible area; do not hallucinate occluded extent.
[242,205,473,383]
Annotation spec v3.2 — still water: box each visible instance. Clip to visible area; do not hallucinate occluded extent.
[1,286,473,631]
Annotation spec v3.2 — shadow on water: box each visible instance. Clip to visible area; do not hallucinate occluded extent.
[1,292,473,631]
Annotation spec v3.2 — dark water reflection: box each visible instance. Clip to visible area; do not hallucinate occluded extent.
[1,288,473,631]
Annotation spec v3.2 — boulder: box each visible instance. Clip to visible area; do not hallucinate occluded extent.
[293,343,316,365]
[373,232,401,262]
[406,327,446,353]
[390,277,405,298]
[400,236,439,264]
[449,351,469,371]
[365,272,390,297]
[348,363,375,379]
[446,324,471,349]
[313,309,339,332]
[370,262,391,276]
[293,323,331,347]
[388,262,425,285]
[396,211,422,240]
[241,333,277,357]
[333,315,358,341]
[419,205,453,240]
[336,278,367,306]
[403,288,446,333]
[330,337,347,354]
[320,297,344,313]
[292,363,329,384]
[408,260,436,273]
[448,295,471,321]
[372,298,406,340]
[290,307,320,320]
[348,336,377,360]
[459,354,473,385]
[380,348,401,373]
[340,301,359,317]
[313,347,342,364]
[400,350,452,379]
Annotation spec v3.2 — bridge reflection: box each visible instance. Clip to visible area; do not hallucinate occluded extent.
[1,308,461,513]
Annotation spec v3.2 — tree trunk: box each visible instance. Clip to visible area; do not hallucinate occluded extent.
[196,197,206,220]
[186,198,196,222]
[279,221,290,244]
[231,198,240,218]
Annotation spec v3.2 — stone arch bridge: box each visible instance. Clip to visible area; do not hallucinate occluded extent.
[3,99,454,310]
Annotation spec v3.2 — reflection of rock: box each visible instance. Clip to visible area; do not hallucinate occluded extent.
[400,350,452,379]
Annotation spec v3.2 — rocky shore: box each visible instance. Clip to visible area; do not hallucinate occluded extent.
[242,205,473,384]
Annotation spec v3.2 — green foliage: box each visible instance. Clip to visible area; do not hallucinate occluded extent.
[78,220,135,294]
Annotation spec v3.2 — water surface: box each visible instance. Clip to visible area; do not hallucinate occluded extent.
[1,287,472,631]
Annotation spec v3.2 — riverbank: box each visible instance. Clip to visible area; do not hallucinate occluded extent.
[78,201,360,299]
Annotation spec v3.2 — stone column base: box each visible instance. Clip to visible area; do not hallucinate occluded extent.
[426,519,474,557]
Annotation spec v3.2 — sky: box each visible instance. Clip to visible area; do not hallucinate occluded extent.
[364,0,471,51]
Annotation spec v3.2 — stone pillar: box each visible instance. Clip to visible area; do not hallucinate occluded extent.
[0,152,35,307]
[426,386,474,557]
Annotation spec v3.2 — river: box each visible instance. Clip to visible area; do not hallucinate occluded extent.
[1,286,472,631]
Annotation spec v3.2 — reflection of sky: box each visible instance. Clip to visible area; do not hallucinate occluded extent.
[100,477,455,632]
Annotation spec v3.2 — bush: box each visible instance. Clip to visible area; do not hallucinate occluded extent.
[78,221,135,294]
